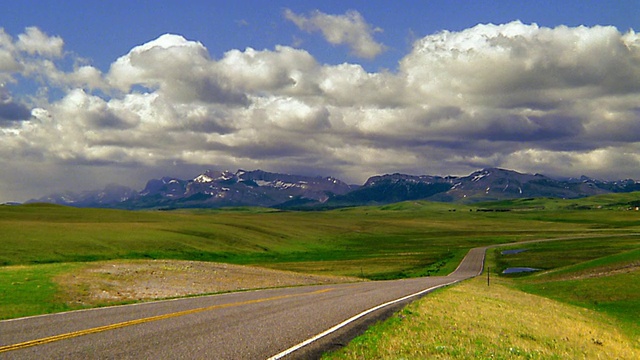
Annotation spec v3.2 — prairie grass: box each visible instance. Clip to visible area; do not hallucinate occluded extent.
[503,246,640,342]
[323,276,639,359]
[1,202,583,275]
[2,199,640,324]
[324,234,640,359]
[0,263,79,319]
[3,202,626,264]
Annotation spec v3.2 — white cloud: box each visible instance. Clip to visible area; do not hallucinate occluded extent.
[216,45,320,95]
[106,34,246,105]
[107,34,209,91]
[284,9,387,59]
[319,63,406,107]
[254,96,330,132]
[16,27,64,58]
[0,30,22,77]
[502,147,640,179]
[2,22,640,201]
[67,65,106,90]
[397,22,640,147]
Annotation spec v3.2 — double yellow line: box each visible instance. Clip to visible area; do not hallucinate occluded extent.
[1,288,333,353]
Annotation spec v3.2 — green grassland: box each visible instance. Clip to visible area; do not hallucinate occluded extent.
[324,233,640,359]
[498,245,640,341]
[323,276,639,359]
[0,263,81,319]
[0,201,581,274]
[1,194,640,353]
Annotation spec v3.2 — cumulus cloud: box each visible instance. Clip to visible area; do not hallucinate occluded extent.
[216,45,321,96]
[2,22,640,201]
[284,9,387,59]
[396,23,640,146]
[16,27,64,57]
[107,34,249,105]
[0,30,22,77]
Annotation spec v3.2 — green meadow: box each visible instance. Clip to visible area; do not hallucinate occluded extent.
[0,201,575,275]
[323,202,640,359]
[1,195,639,356]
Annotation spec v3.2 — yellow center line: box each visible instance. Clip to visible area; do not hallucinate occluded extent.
[0,288,334,353]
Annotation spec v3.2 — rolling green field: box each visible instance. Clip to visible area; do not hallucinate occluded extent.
[1,195,639,356]
[324,273,639,359]
[324,227,640,359]
[498,244,640,342]
[1,201,588,277]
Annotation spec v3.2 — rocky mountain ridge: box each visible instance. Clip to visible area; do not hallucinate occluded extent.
[27,168,640,209]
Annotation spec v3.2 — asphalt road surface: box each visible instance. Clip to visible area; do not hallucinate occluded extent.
[0,247,486,359]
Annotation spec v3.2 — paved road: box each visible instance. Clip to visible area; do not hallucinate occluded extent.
[0,247,487,359]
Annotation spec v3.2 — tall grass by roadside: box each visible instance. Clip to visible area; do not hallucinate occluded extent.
[323,276,638,359]
[323,236,640,359]
[496,245,640,341]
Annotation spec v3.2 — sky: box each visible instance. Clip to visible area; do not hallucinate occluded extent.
[1,1,639,202]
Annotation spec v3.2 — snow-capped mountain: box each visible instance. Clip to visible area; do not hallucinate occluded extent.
[27,167,640,209]
[325,168,640,207]
[114,169,354,209]
[428,168,611,202]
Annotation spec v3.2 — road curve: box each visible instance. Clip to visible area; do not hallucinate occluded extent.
[0,247,487,359]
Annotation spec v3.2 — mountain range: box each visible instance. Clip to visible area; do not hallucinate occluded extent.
[27,168,640,210]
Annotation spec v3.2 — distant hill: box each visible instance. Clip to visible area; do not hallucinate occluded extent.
[320,174,453,208]
[29,169,355,210]
[27,167,640,209]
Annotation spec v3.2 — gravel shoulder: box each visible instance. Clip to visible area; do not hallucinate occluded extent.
[55,259,362,307]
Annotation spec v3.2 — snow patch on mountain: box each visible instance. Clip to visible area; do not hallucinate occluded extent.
[471,172,489,182]
[27,167,640,209]
[194,174,215,183]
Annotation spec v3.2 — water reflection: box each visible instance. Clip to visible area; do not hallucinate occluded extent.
[501,249,527,255]
[502,267,540,274]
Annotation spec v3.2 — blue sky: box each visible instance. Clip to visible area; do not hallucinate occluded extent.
[4,1,637,72]
[0,1,639,202]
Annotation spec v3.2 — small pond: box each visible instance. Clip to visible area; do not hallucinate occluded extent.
[501,249,527,255]
[502,267,541,274]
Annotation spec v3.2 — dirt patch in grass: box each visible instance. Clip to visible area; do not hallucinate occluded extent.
[55,259,362,307]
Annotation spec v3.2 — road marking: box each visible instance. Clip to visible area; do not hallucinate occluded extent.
[268,235,631,359]
[0,288,333,353]
[266,280,460,360]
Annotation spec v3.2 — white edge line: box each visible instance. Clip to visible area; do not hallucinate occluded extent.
[269,236,612,359]
[266,279,461,360]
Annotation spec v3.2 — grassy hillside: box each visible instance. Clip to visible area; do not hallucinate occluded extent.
[475,191,640,211]
[497,245,640,341]
[0,201,590,276]
[324,236,640,359]
[323,276,638,359]
[2,197,640,277]
[1,194,639,322]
